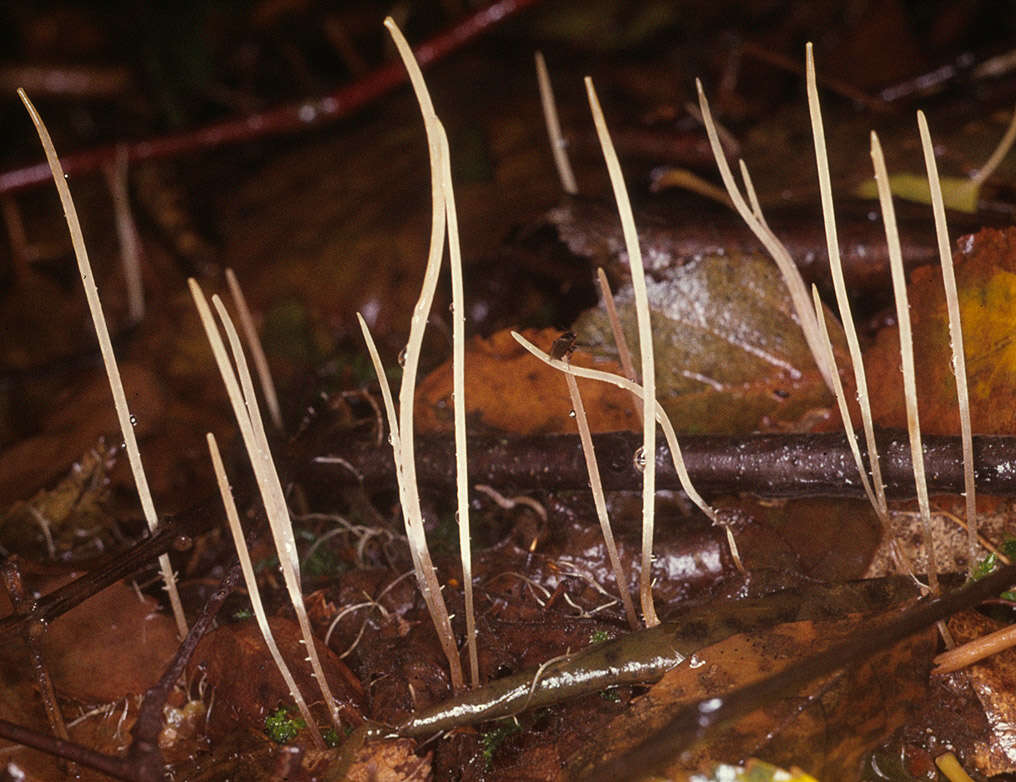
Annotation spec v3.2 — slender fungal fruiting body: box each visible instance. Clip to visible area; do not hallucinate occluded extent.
[18,89,188,641]
[585,77,662,626]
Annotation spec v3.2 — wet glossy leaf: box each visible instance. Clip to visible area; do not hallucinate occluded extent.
[573,252,843,434]
[567,612,936,781]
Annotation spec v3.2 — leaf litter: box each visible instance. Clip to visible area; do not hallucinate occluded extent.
[5,12,1016,782]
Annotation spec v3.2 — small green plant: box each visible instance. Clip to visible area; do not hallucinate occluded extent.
[264,705,306,744]
[481,720,522,767]
[589,629,611,644]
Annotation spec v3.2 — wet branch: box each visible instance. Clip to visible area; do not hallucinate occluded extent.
[128,562,243,782]
[301,428,1016,499]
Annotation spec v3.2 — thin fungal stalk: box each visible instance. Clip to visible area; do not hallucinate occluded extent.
[19,89,188,640]
[103,145,144,323]
[511,331,719,526]
[809,286,880,511]
[563,363,639,629]
[737,160,767,227]
[585,77,660,626]
[438,126,478,687]
[188,281,343,727]
[381,16,467,690]
[206,433,325,749]
[695,79,836,392]
[870,132,940,594]
[225,268,283,432]
[805,44,888,520]
[969,103,1016,189]
[917,110,978,573]
[596,267,642,424]
[535,52,578,195]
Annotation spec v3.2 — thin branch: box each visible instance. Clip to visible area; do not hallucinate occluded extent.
[302,429,1016,500]
[0,0,545,195]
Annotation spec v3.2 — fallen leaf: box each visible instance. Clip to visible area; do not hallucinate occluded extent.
[865,226,1016,435]
[945,610,1016,775]
[573,252,842,434]
[41,578,180,702]
[415,328,637,435]
[187,616,365,742]
[342,739,433,782]
[567,612,936,781]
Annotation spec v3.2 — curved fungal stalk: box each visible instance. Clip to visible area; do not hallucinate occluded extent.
[438,125,478,688]
[18,89,188,640]
[104,145,144,324]
[562,362,639,629]
[917,110,978,574]
[381,16,473,690]
[809,286,880,512]
[969,103,1016,190]
[585,77,660,626]
[737,159,767,228]
[188,281,343,728]
[225,268,283,432]
[596,268,642,423]
[511,331,719,528]
[695,79,836,393]
[206,433,325,749]
[535,52,578,195]
[805,44,888,521]
[870,132,940,594]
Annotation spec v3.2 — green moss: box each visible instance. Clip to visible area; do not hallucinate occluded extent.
[480,720,521,767]
[264,705,305,744]
[589,629,611,644]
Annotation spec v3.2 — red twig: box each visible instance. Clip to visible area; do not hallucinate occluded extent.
[0,0,543,195]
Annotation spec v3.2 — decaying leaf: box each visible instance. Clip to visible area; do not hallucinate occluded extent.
[0,440,115,560]
[567,612,937,781]
[415,327,637,434]
[342,739,433,781]
[186,616,365,743]
[573,252,843,434]
[944,610,1016,775]
[865,226,1016,435]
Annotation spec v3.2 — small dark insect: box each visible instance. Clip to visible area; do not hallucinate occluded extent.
[550,330,577,360]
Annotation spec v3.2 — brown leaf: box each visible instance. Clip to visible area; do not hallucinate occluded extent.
[865,226,1016,435]
[567,612,937,781]
[186,616,365,742]
[725,497,883,582]
[343,739,433,782]
[415,328,637,435]
[945,610,1016,775]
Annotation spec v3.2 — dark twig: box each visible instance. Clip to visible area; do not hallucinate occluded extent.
[0,719,138,782]
[0,0,543,195]
[302,429,1016,499]
[582,562,1016,782]
[1,558,76,774]
[128,562,243,782]
[0,497,219,637]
